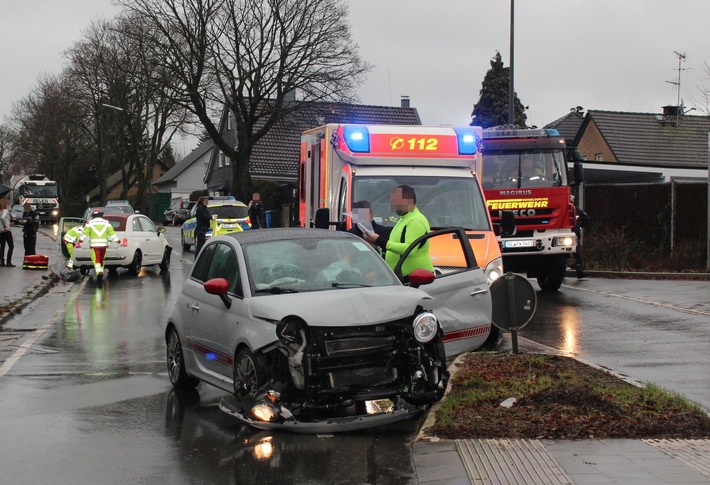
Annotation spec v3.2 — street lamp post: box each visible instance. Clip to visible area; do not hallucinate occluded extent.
[508,0,514,125]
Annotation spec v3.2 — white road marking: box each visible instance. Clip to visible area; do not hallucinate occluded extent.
[0,279,87,379]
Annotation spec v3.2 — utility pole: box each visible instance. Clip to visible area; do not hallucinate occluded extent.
[508,0,515,125]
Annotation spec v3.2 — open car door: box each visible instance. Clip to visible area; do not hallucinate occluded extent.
[393,228,493,358]
[57,217,86,259]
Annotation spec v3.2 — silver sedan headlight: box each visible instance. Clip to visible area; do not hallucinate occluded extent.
[412,312,439,343]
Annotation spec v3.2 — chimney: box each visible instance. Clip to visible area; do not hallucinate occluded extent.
[662,105,679,117]
[400,96,410,108]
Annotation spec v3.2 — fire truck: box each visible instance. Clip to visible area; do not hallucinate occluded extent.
[10,174,60,224]
[480,127,584,291]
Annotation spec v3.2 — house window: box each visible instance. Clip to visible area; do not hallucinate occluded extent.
[224,154,230,166]
[219,153,226,168]
[595,153,603,161]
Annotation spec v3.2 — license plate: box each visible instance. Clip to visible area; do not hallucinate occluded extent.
[221,223,237,228]
[504,240,535,248]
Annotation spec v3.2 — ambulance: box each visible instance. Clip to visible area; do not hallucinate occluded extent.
[298,124,504,351]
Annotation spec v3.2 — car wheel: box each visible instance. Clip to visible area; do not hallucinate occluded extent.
[127,251,142,275]
[159,247,171,272]
[181,235,190,251]
[166,328,199,389]
[108,267,119,276]
[233,348,263,394]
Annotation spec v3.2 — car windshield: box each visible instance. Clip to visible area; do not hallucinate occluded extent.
[211,205,248,219]
[244,237,399,294]
[482,149,567,189]
[352,175,491,231]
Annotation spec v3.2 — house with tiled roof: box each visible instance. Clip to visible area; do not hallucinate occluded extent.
[544,109,585,146]
[153,138,214,199]
[204,99,422,196]
[568,107,709,184]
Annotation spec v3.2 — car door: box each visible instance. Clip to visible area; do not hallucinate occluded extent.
[394,228,493,358]
[181,242,247,386]
[136,216,162,263]
[57,217,86,259]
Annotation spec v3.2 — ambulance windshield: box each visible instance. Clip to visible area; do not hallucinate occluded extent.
[352,176,491,231]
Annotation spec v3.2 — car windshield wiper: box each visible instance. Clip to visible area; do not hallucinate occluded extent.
[254,286,299,294]
[331,282,373,289]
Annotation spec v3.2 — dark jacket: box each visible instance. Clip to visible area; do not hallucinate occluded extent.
[248,200,265,229]
[195,204,211,234]
[22,210,39,235]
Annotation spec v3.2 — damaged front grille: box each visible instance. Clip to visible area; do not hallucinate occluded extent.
[324,335,397,356]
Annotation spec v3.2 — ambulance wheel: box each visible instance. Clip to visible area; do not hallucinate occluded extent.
[127,251,142,276]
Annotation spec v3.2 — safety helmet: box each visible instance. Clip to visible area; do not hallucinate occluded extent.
[91,209,104,218]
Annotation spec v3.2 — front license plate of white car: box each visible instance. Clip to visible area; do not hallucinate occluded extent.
[504,240,535,248]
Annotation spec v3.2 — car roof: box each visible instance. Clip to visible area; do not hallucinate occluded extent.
[219,228,356,245]
[207,200,247,208]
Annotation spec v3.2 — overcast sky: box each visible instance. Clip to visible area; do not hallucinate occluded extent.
[2,0,710,152]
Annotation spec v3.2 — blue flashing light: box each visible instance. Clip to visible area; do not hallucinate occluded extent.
[454,127,478,155]
[342,125,370,153]
[206,352,218,361]
[545,129,560,136]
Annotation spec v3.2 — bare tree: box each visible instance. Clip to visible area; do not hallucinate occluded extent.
[118,0,370,199]
[9,74,90,215]
[65,14,192,210]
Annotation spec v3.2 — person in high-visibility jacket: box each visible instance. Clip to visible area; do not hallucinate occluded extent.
[80,210,118,275]
[363,184,433,278]
[62,222,85,269]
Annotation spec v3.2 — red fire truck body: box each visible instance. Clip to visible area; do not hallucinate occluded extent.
[480,127,581,291]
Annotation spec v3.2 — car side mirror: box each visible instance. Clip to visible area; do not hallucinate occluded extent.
[158,226,166,234]
[409,269,436,288]
[314,208,330,229]
[204,278,232,309]
[498,210,516,237]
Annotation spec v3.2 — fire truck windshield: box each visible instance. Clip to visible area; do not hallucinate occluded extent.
[352,176,491,231]
[482,149,567,190]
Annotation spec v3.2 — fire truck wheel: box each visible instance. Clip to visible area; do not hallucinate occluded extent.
[536,257,566,291]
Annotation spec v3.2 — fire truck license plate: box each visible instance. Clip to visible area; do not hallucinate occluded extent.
[504,240,535,248]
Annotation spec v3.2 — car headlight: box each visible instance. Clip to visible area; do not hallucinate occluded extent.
[412,312,438,343]
[484,256,504,285]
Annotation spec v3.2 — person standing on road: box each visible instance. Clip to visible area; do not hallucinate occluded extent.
[363,185,433,278]
[21,202,39,256]
[248,192,265,229]
[80,210,118,276]
[194,196,212,259]
[573,204,591,279]
[0,198,16,267]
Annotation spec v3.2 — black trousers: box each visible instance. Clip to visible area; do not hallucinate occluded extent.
[0,231,14,264]
[195,232,206,260]
[23,232,37,256]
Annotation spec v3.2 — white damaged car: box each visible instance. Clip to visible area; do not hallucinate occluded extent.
[165,228,492,433]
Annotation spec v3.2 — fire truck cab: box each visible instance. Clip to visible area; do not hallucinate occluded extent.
[480,127,584,291]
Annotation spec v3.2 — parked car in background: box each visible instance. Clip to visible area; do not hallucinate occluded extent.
[165,227,493,433]
[10,204,24,225]
[82,204,135,220]
[62,212,172,275]
[164,198,195,226]
[181,198,250,251]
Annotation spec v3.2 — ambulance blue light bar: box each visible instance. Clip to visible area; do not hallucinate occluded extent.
[342,125,370,153]
[454,127,478,155]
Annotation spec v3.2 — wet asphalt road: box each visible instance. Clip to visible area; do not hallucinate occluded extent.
[0,228,420,484]
[0,226,708,483]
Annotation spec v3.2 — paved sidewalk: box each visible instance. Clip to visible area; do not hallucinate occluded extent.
[0,226,58,325]
[412,336,710,484]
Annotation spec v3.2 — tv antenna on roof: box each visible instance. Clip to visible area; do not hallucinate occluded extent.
[666,51,686,109]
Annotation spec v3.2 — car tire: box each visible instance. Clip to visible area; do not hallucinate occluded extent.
[108,267,119,276]
[181,235,190,251]
[166,328,199,389]
[159,247,171,272]
[127,250,142,275]
[233,348,263,394]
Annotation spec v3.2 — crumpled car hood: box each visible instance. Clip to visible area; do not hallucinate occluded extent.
[248,286,430,327]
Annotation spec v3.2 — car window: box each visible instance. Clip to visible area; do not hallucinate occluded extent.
[138,217,157,232]
[211,205,249,219]
[132,217,142,232]
[192,244,216,283]
[108,220,122,231]
[205,243,241,296]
